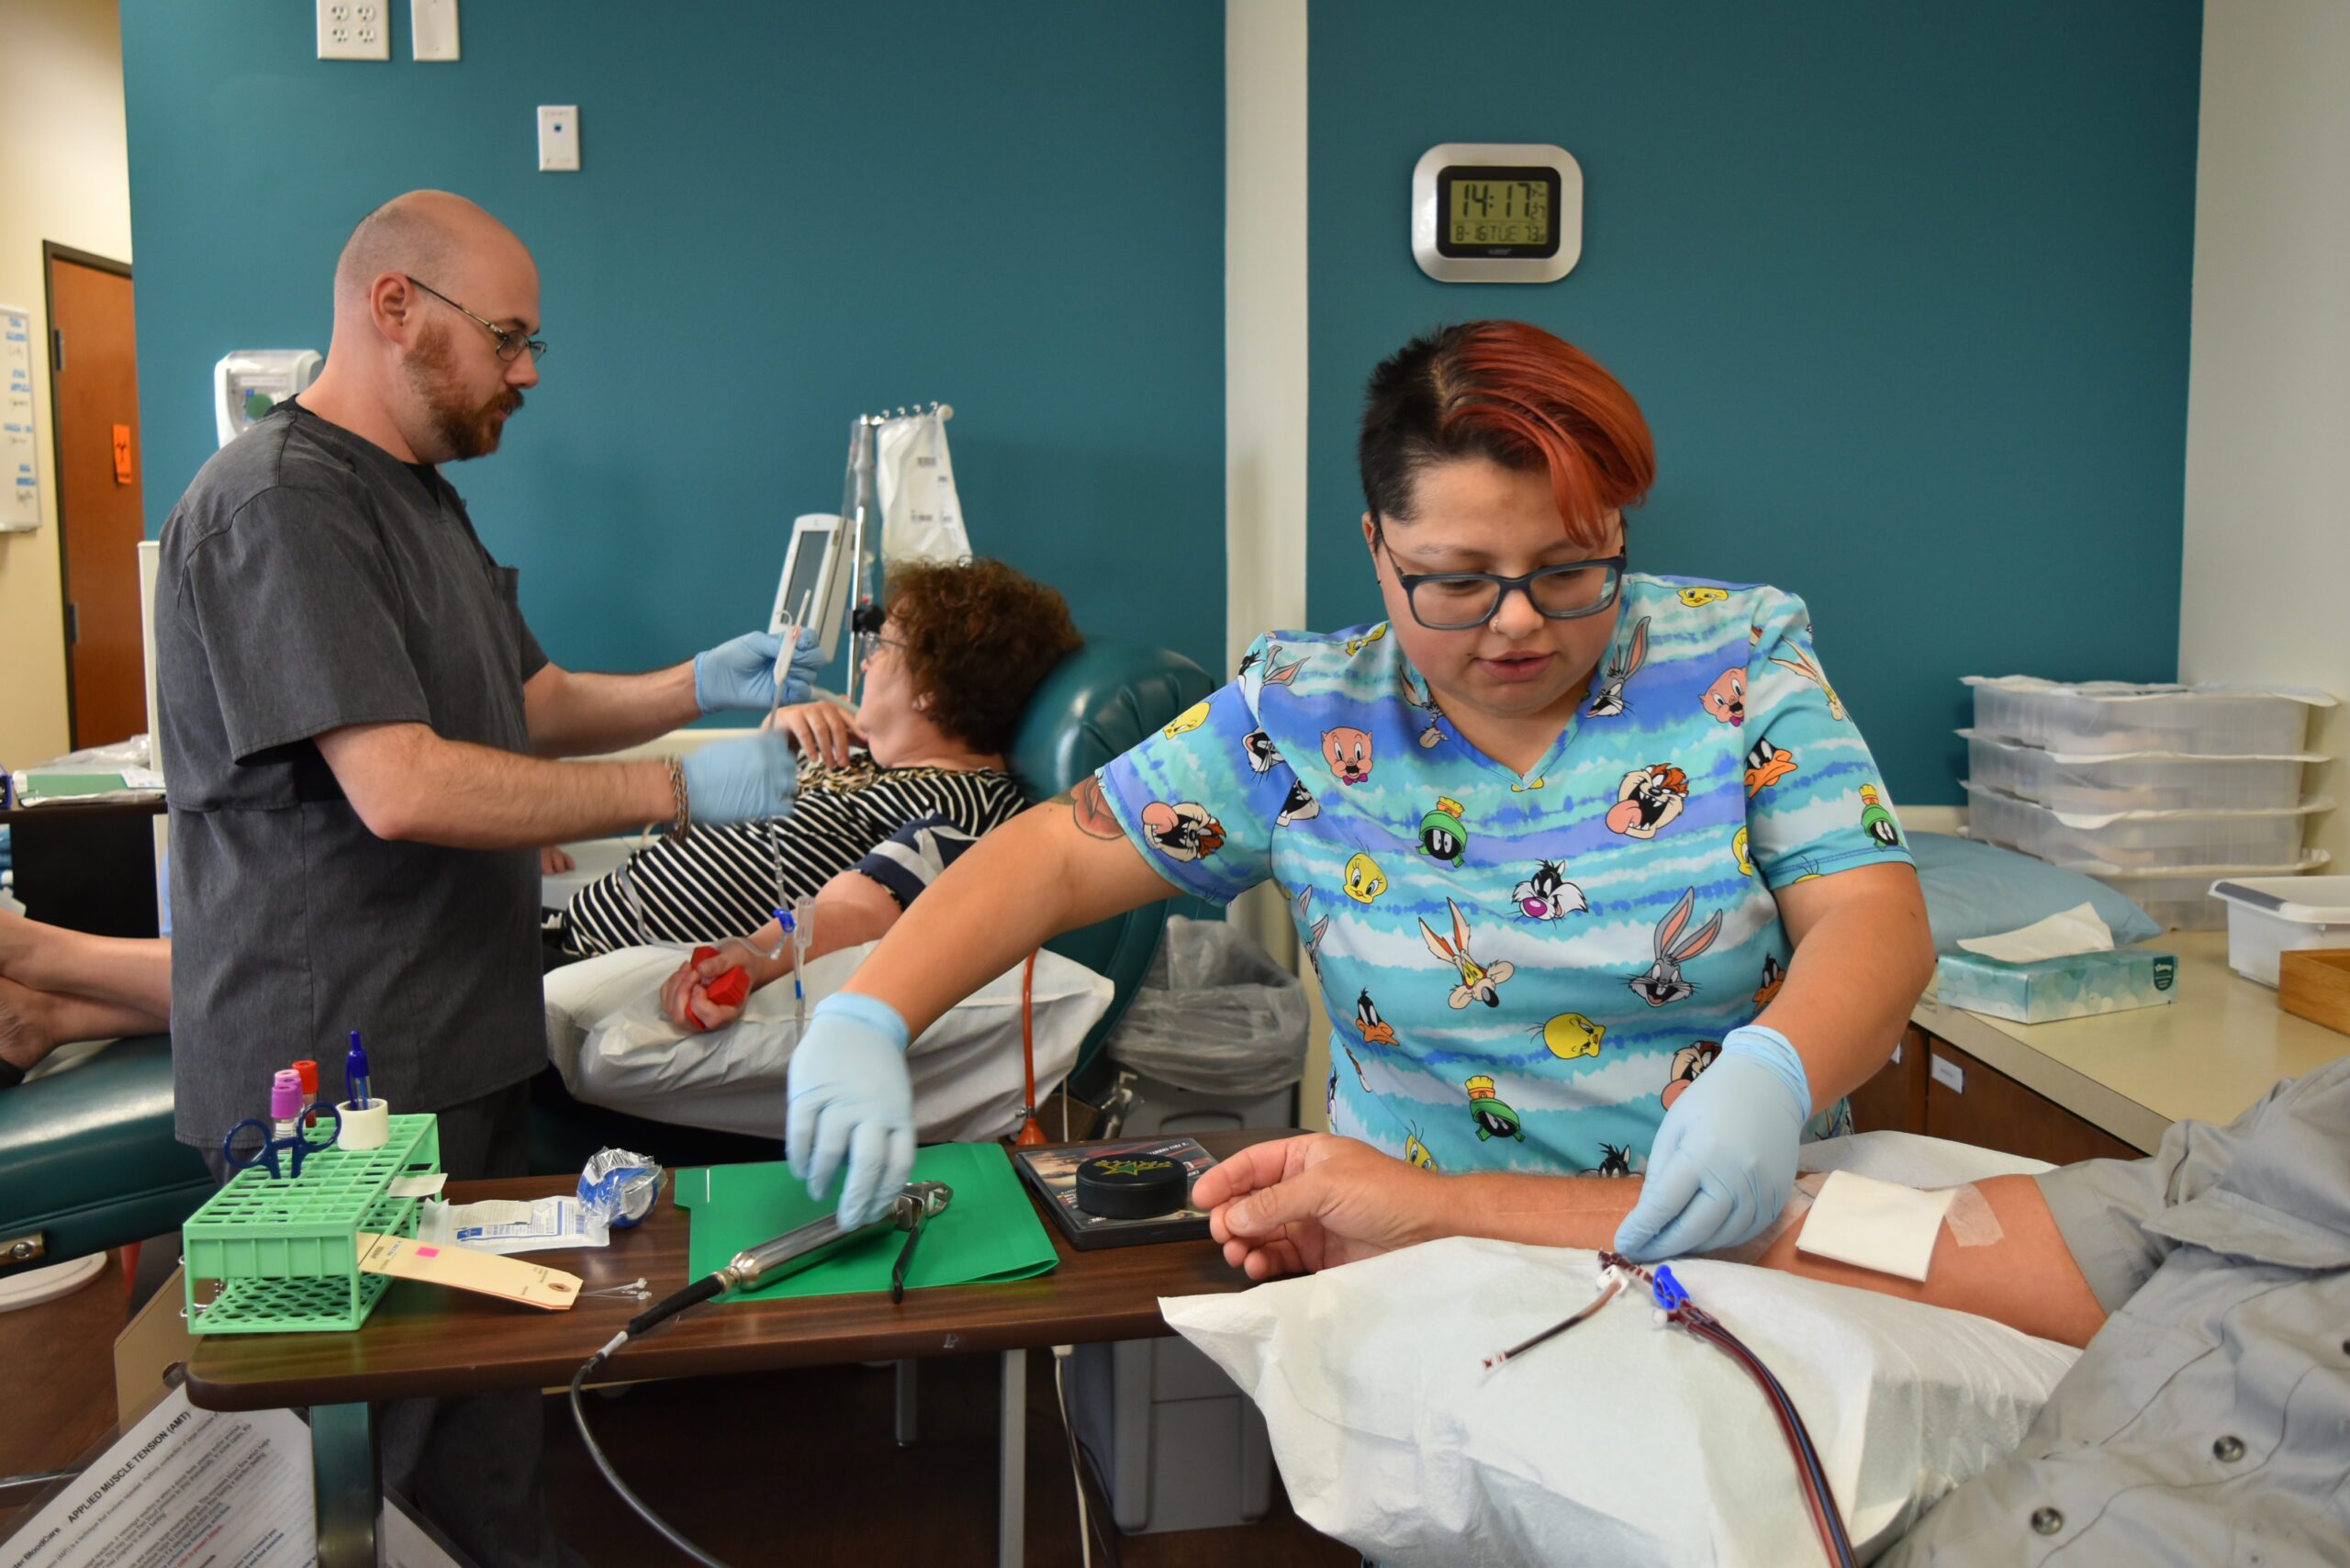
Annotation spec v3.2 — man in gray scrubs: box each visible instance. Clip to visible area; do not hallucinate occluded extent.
[1194,1057,2350,1563]
[155,190,805,1565]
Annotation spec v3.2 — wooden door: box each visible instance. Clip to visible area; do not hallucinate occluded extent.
[46,246,145,749]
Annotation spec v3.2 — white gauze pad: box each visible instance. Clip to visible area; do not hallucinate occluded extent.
[1796,1169,1956,1282]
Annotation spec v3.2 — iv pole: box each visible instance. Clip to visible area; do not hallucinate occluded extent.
[839,402,951,706]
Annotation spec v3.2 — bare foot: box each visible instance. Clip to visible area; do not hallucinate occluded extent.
[0,975,58,1073]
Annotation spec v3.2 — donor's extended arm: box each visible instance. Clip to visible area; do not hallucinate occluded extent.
[1194,1135,2109,1349]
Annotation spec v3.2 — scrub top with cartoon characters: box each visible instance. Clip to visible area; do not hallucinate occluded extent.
[1093,575,1915,1180]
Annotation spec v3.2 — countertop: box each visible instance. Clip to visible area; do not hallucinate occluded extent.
[1911,929,2348,1152]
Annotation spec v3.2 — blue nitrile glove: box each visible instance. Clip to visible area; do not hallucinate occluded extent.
[788,991,917,1229]
[1614,1024,1809,1262]
[694,629,825,713]
[678,732,799,824]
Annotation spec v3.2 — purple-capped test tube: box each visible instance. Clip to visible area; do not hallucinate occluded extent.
[270,1070,304,1141]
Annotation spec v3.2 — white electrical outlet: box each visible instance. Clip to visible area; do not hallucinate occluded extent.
[317,0,390,60]
[411,0,458,61]
[537,106,581,172]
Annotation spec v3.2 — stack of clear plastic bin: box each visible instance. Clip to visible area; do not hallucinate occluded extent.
[1960,678,2336,929]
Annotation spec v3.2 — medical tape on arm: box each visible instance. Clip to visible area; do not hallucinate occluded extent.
[1705,1173,2000,1270]
[1938,1182,2002,1247]
[1701,1170,2011,1269]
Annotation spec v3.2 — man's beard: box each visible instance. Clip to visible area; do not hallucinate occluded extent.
[404,324,521,462]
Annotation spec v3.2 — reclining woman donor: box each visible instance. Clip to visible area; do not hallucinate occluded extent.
[556,557,1082,1030]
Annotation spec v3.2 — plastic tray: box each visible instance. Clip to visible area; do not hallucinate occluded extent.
[1964,677,2332,756]
[1963,782,2328,871]
[2068,850,2333,932]
[183,1114,440,1335]
[1958,730,2320,813]
[2210,875,2350,988]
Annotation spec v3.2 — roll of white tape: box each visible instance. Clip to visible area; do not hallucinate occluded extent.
[338,1098,390,1151]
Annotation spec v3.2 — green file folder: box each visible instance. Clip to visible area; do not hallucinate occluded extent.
[20,772,132,800]
[677,1141,1058,1302]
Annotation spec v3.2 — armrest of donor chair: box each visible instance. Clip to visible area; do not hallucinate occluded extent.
[0,1035,212,1274]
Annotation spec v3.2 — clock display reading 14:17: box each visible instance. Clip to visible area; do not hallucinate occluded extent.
[1432,162,1564,261]
[1449,178,1550,247]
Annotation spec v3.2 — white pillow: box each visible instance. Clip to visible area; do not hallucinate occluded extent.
[1798,1128,2053,1184]
[1161,1134,2078,1567]
[543,941,1113,1144]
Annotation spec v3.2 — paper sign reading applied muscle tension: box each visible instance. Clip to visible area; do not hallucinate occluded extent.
[356,1231,582,1310]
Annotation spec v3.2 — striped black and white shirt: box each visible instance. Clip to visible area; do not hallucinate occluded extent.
[561,758,1026,956]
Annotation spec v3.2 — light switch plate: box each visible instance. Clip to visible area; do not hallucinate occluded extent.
[411,0,458,61]
[537,106,581,172]
[318,0,390,61]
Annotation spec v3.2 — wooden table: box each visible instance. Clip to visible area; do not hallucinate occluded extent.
[184,1129,1288,1567]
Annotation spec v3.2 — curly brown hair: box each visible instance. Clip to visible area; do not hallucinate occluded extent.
[884,559,1082,753]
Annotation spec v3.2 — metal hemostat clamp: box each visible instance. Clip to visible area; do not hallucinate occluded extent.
[717,1180,954,1303]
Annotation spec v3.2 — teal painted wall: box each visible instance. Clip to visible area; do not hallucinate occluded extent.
[1307,1,2202,803]
[119,1,1225,689]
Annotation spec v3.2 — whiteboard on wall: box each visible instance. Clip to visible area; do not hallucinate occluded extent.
[2,306,39,532]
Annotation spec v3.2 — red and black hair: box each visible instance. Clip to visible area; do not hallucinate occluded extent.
[1358,320,1656,546]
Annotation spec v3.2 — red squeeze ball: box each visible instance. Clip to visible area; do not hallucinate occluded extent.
[686,946,748,1017]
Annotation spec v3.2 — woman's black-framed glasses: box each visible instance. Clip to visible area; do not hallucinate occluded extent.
[404,275,548,364]
[1378,530,1627,631]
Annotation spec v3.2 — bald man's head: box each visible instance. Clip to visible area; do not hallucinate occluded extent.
[318,191,542,465]
[333,190,533,305]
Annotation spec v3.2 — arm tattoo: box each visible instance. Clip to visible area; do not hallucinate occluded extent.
[1059,776,1127,841]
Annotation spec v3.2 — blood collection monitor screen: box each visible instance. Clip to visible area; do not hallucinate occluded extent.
[1436,167,1561,258]
[781,539,830,626]
[770,518,841,644]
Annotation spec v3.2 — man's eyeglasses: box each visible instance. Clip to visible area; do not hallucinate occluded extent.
[1375,521,1625,631]
[405,275,547,364]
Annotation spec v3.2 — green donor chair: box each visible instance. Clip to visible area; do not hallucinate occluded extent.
[0,1034,209,1276]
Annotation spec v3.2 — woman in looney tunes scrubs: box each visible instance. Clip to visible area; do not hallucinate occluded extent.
[789,321,1932,1262]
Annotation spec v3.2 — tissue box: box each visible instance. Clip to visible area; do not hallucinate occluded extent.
[1935,947,2178,1025]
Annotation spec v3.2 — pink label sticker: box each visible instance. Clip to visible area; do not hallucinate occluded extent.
[414,1246,440,1258]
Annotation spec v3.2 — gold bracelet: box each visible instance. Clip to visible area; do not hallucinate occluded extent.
[665,756,690,839]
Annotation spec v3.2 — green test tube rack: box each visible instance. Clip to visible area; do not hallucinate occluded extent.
[182,1114,442,1335]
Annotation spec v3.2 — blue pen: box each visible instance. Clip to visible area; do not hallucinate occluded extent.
[345,1030,370,1111]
